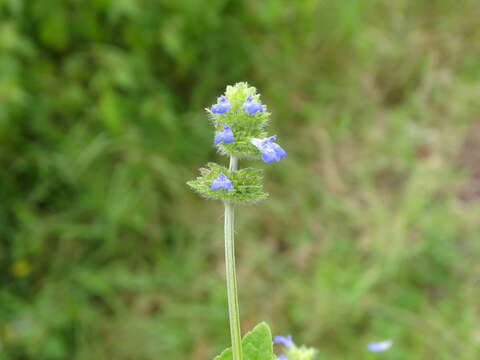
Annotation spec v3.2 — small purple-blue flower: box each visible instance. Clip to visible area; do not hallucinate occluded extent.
[276,355,287,360]
[274,335,294,349]
[243,94,264,114]
[211,173,234,191]
[367,340,393,352]
[211,95,231,114]
[251,136,286,163]
[214,125,234,144]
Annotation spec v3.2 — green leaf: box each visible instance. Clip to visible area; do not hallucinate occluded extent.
[214,322,275,360]
[187,163,268,204]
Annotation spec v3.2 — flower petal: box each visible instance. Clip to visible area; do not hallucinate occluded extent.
[261,147,279,162]
[270,142,286,159]
[211,96,231,114]
[367,340,393,352]
[251,136,286,163]
[243,95,264,114]
[214,125,234,144]
[211,173,234,190]
[274,335,294,349]
[214,132,224,144]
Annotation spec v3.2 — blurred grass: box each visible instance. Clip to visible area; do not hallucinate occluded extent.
[1,0,480,359]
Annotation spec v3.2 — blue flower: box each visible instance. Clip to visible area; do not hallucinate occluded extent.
[251,136,286,163]
[243,94,264,114]
[214,125,234,144]
[367,340,393,352]
[274,335,294,349]
[211,173,234,190]
[211,95,231,114]
[277,355,288,360]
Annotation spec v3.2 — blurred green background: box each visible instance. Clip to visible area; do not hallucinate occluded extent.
[1,0,480,359]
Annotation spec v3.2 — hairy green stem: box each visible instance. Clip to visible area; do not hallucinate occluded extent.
[224,155,242,360]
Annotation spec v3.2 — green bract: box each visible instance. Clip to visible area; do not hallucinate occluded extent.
[187,163,268,203]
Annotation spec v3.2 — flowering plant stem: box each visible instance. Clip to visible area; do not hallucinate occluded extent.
[188,83,287,359]
[224,155,243,360]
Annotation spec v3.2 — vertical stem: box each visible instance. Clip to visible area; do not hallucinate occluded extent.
[224,156,242,360]
[229,156,238,172]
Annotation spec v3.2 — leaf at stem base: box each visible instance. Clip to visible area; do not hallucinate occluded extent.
[213,322,275,360]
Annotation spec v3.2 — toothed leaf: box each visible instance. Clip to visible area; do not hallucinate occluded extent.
[213,322,275,360]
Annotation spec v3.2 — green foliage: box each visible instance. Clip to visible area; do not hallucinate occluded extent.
[188,163,268,203]
[214,322,275,360]
[1,0,480,359]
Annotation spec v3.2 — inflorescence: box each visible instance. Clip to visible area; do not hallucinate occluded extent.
[188,82,286,203]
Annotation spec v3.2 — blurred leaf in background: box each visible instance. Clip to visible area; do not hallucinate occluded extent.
[1,0,480,359]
